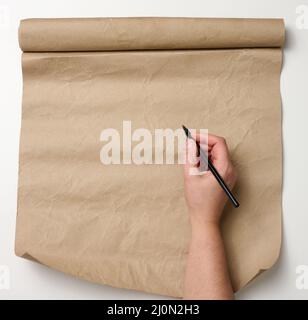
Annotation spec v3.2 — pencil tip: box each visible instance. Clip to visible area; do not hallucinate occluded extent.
[182,125,189,137]
[182,125,192,139]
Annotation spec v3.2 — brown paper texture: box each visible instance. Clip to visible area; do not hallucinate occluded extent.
[16,18,284,297]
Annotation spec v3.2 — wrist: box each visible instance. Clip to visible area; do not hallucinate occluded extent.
[189,220,222,247]
[190,215,221,234]
[189,207,222,226]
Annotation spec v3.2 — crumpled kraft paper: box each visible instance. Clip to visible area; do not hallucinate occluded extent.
[15,18,284,297]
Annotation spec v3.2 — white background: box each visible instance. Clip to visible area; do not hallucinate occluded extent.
[1,0,308,300]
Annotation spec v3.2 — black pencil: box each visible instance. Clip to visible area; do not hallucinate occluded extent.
[182,125,240,208]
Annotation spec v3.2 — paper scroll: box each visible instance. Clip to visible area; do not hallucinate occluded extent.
[16,18,284,297]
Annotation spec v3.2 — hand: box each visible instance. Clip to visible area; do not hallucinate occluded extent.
[183,133,237,226]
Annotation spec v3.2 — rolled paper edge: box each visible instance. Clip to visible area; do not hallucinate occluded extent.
[19,17,285,52]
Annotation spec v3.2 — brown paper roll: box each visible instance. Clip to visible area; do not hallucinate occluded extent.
[19,17,285,52]
[16,17,284,297]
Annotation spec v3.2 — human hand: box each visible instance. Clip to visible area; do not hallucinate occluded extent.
[183,133,237,227]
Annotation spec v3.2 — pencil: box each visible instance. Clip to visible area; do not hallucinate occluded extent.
[182,125,240,208]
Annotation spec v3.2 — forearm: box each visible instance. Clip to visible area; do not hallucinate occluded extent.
[183,218,234,300]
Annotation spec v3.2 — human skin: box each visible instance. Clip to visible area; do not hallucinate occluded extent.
[183,133,237,300]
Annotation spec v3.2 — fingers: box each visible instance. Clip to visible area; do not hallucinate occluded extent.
[207,134,230,166]
[183,132,231,178]
[193,132,230,163]
[183,138,199,178]
[189,132,211,154]
[183,133,210,178]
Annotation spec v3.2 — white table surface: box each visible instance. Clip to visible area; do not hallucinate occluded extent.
[1,0,308,300]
